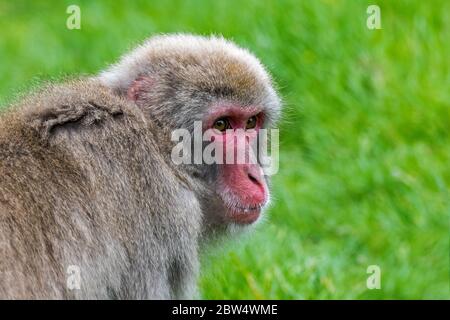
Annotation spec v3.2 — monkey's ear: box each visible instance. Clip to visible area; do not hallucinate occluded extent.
[127,76,155,102]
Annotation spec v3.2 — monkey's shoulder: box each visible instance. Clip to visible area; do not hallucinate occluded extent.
[16,79,141,140]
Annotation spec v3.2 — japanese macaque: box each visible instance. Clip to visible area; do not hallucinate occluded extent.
[0,34,281,299]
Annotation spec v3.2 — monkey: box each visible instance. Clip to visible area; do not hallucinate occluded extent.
[0,34,282,299]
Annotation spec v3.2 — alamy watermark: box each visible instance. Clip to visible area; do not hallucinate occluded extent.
[366,5,382,30]
[66,5,81,30]
[66,265,81,290]
[170,121,279,175]
[366,265,381,289]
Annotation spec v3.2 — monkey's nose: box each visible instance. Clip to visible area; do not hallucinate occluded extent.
[248,172,260,186]
[245,164,264,187]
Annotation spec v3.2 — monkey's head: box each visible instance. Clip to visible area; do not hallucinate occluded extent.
[99,34,281,233]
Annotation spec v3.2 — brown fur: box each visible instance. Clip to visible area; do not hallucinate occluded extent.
[0,80,201,298]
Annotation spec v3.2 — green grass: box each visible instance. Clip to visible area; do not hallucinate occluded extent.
[0,0,448,299]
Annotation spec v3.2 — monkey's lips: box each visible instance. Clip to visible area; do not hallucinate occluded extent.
[225,204,263,224]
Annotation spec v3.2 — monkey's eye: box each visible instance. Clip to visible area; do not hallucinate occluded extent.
[246,116,257,130]
[213,118,230,132]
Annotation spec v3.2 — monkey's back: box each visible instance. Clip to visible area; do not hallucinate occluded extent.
[0,80,201,299]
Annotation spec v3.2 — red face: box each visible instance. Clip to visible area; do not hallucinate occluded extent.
[204,104,268,225]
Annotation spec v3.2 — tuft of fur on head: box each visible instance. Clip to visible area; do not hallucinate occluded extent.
[97,33,281,128]
[99,34,270,93]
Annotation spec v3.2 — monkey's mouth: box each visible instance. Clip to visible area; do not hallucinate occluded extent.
[225,203,264,224]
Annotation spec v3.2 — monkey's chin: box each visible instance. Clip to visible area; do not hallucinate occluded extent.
[226,207,261,224]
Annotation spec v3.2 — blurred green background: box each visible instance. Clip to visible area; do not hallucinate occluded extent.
[0,0,448,299]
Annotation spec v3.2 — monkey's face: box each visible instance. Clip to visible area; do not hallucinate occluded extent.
[197,103,270,226]
[101,35,282,228]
